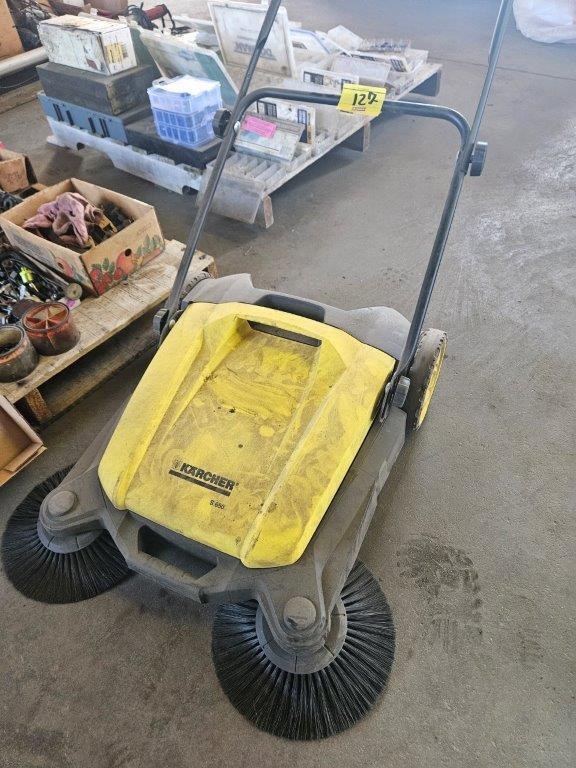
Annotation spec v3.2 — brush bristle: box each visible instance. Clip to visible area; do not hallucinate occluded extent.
[212,561,395,740]
[1,467,130,604]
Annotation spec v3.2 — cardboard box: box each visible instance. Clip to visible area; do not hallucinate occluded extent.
[332,53,391,87]
[46,0,116,11]
[38,15,137,75]
[90,0,128,13]
[0,396,45,486]
[0,178,165,295]
[48,1,93,15]
[255,99,315,145]
[0,0,23,61]
[209,1,297,78]
[0,149,28,193]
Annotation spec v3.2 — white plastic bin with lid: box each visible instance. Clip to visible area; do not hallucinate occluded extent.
[148,75,222,148]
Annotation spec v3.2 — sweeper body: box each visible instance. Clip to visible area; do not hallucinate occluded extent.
[2,0,513,741]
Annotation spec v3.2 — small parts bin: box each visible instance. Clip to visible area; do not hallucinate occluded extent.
[148,75,222,148]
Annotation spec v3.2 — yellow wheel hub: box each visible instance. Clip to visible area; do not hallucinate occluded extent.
[415,338,446,428]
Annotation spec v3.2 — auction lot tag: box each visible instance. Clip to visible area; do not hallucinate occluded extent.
[337,84,386,116]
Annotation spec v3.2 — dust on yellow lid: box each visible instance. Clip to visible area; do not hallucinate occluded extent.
[99,302,395,568]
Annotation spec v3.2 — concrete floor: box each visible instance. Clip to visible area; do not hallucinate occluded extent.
[1,1,575,766]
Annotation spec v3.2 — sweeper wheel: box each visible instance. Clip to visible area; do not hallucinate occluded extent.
[403,328,447,431]
[1,467,130,603]
[211,561,395,740]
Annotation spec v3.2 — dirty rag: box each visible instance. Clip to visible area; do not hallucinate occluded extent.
[23,192,102,246]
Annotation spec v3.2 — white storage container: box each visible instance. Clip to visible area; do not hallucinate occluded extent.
[148,75,221,115]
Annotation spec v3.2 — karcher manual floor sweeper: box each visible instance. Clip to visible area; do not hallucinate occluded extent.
[2,0,512,741]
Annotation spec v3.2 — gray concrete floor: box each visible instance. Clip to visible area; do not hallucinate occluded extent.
[1,2,575,766]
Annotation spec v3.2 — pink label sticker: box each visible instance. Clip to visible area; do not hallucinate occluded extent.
[243,115,277,139]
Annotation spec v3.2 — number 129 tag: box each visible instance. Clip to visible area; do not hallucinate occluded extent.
[337,84,386,117]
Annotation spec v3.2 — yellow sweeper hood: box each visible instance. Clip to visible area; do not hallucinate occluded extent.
[99,302,395,568]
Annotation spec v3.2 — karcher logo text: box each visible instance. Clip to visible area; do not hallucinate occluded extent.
[169,461,237,497]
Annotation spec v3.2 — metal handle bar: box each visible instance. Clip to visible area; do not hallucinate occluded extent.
[231,88,472,144]
[159,86,471,336]
[197,88,475,411]
[470,0,512,152]
[385,0,512,413]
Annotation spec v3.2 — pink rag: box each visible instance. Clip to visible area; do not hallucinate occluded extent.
[23,192,102,246]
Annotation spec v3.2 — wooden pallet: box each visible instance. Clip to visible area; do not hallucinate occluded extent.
[0,80,42,116]
[46,63,441,228]
[0,240,215,424]
[200,62,442,227]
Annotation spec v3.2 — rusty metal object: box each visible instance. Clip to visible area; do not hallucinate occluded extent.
[0,325,38,382]
[22,302,80,356]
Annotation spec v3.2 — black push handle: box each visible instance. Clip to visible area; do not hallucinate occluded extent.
[381,0,512,416]
[158,0,513,425]
[160,0,284,339]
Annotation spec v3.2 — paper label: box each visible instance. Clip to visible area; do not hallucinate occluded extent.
[105,41,128,64]
[243,115,277,138]
[337,84,386,116]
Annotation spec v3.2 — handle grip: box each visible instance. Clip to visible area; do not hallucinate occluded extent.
[255,294,325,322]
[116,514,238,602]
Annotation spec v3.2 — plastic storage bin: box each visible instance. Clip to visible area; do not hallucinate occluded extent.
[148,75,222,148]
[152,109,215,147]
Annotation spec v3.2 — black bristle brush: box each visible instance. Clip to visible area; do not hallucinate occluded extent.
[212,561,395,740]
[1,467,130,604]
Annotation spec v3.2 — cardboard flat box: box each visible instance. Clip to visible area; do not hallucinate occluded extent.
[301,66,359,93]
[0,396,45,486]
[255,99,315,145]
[139,29,237,107]
[0,178,164,295]
[48,0,92,15]
[38,15,137,75]
[236,114,304,162]
[90,0,128,13]
[332,53,391,87]
[379,49,428,74]
[0,0,23,61]
[209,1,297,78]
[0,149,30,193]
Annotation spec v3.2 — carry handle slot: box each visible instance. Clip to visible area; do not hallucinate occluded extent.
[117,514,241,601]
[248,320,321,347]
[255,294,325,322]
[138,525,215,578]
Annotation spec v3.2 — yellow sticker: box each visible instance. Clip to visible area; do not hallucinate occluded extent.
[105,42,125,64]
[337,84,386,116]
